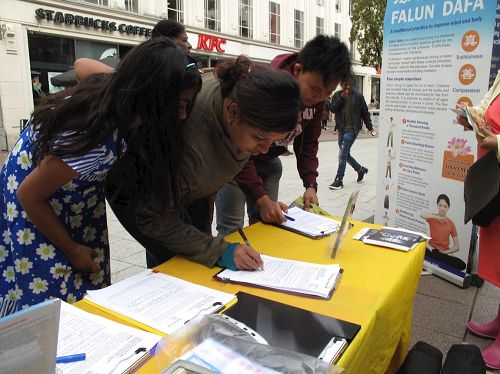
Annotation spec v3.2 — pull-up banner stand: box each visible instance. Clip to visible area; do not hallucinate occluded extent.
[376,0,498,287]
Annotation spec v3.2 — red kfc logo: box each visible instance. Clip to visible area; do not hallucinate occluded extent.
[197,34,226,53]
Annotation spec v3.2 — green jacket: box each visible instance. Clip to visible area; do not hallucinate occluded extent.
[134,74,250,266]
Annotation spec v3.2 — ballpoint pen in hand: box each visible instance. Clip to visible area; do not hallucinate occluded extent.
[237,227,264,270]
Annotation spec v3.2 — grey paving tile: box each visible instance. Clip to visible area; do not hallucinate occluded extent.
[111,265,146,284]
[412,293,471,338]
[416,274,477,306]
[469,294,499,326]
[110,258,134,275]
[120,251,147,268]
[479,280,500,300]
[109,238,145,260]
[111,229,139,243]
[465,331,496,351]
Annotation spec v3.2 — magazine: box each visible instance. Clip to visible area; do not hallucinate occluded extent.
[354,227,428,252]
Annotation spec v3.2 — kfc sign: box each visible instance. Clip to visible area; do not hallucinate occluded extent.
[197,34,226,53]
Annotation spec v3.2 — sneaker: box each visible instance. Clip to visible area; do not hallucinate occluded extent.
[329,178,343,190]
[357,167,368,182]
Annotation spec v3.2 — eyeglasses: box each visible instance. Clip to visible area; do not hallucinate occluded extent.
[186,63,196,70]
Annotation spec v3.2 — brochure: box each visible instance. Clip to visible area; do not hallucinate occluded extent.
[355,226,428,252]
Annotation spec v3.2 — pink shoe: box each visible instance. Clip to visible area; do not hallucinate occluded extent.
[467,320,500,339]
[467,304,500,339]
[483,332,500,370]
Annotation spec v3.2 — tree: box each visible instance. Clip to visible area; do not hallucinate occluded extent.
[350,0,386,70]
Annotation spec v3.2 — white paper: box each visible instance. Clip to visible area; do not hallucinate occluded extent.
[216,255,341,298]
[279,207,341,237]
[85,270,236,334]
[180,338,280,374]
[57,301,160,374]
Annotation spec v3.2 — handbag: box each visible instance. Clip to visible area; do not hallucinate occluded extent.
[464,150,500,227]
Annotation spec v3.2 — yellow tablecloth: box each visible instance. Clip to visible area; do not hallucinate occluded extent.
[78,220,425,374]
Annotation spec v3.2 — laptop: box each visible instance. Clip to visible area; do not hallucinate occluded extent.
[328,190,359,258]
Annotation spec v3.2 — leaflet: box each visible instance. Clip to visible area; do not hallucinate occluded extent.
[57,301,160,374]
[278,207,341,238]
[215,255,342,299]
[85,270,236,334]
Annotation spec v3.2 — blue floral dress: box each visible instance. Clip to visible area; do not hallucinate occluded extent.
[0,125,122,315]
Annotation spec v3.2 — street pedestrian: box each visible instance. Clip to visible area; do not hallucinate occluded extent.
[329,78,376,190]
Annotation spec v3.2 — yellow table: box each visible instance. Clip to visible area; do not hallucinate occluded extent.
[79,220,425,374]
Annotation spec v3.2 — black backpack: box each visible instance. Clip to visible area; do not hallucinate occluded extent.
[398,341,486,374]
[441,344,486,374]
[397,341,442,374]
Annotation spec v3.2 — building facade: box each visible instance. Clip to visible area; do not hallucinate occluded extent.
[0,0,379,150]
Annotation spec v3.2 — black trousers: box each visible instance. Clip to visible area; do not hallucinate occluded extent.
[425,248,467,271]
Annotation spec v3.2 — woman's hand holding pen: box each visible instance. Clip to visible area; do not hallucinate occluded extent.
[233,244,264,270]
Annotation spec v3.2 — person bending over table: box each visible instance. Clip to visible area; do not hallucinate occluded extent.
[0,38,194,315]
[215,35,352,236]
[76,58,301,271]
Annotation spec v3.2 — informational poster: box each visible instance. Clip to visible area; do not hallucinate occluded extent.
[491,2,500,87]
[376,0,497,280]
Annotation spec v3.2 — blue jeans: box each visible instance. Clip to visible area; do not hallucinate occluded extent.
[335,131,362,180]
[215,157,282,236]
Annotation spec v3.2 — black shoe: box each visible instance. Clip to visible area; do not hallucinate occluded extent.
[329,178,343,190]
[357,167,368,182]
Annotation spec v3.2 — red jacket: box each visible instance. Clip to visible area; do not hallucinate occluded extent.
[235,53,323,202]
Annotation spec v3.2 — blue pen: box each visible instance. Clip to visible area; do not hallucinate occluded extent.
[56,353,86,364]
[284,214,295,221]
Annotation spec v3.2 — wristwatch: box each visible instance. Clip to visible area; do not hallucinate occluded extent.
[304,182,318,192]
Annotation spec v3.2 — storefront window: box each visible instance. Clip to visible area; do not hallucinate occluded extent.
[316,17,324,36]
[124,0,138,12]
[205,0,221,32]
[239,0,253,38]
[269,2,280,44]
[353,75,364,94]
[28,33,75,105]
[75,39,118,60]
[334,23,341,39]
[168,0,184,23]
[83,0,109,6]
[294,10,304,48]
[371,77,380,105]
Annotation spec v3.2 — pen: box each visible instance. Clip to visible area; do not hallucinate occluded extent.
[284,214,295,221]
[237,227,264,270]
[56,353,86,364]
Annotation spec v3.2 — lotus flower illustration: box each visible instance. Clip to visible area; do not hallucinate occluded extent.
[447,137,472,156]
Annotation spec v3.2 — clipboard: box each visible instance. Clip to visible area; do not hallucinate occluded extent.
[223,292,360,363]
[214,255,343,300]
[270,206,341,239]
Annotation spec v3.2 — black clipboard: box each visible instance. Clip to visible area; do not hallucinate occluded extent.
[223,292,360,362]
